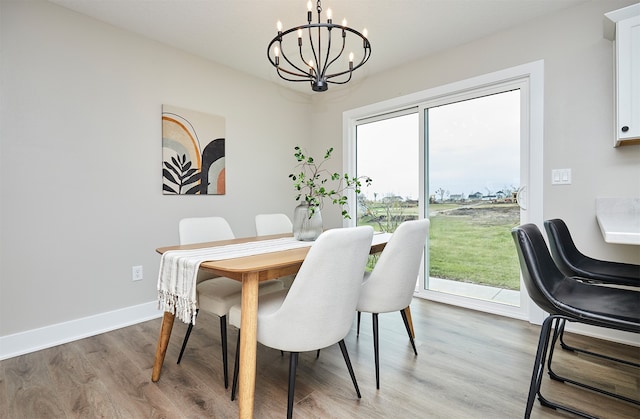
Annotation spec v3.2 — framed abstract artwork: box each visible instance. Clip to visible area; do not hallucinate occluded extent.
[162,105,225,195]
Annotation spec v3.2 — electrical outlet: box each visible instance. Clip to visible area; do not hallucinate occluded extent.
[132,265,143,281]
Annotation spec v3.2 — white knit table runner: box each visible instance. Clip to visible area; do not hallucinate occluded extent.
[157,237,313,324]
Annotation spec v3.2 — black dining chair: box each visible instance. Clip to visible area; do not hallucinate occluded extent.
[511,223,640,418]
[544,218,639,286]
[544,218,640,365]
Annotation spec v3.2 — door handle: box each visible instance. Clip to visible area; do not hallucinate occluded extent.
[516,185,527,210]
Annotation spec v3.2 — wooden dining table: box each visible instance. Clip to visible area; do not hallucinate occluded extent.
[152,232,392,419]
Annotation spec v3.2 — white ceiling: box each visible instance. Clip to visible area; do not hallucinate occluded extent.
[50,0,588,93]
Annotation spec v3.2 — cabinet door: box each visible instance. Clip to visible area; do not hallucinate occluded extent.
[616,15,640,145]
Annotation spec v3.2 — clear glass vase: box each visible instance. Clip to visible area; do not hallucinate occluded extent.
[292,202,323,241]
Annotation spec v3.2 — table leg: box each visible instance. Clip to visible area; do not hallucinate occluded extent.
[151,311,175,382]
[238,272,260,419]
[403,306,415,339]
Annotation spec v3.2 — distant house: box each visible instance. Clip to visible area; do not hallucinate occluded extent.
[469,192,483,199]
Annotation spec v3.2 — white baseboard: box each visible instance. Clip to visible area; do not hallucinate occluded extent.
[564,322,640,347]
[2,299,637,362]
[0,301,163,361]
[415,293,640,347]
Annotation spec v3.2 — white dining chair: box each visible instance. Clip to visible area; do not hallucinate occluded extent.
[255,213,295,288]
[176,216,284,389]
[356,218,430,389]
[229,226,374,419]
[255,213,293,236]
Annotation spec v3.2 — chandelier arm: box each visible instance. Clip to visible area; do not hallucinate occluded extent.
[325,44,371,80]
[297,40,315,78]
[324,25,370,79]
[298,45,318,78]
[315,0,322,69]
[324,59,365,80]
[276,67,318,83]
[319,26,334,80]
[322,29,346,77]
[268,33,312,79]
[327,71,353,85]
[280,42,313,78]
[306,25,320,76]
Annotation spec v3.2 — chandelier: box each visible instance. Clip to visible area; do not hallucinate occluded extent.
[267,0,372,92]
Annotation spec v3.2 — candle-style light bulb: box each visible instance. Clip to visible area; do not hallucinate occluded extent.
[307,1,312,22]
[274,46,280,66]
[277,21,282,32]
[307,0,312,11]
[327,8,332,23]
[308,60,314,68]
[342,18,347,27]
[363,28,368,38]
[349,52,354,70]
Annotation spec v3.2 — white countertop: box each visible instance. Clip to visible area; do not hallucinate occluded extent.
[595,198,640,245]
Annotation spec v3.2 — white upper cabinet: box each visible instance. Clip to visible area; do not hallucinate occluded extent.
[604,4,640,147]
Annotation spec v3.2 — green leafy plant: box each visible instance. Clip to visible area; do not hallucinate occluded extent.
[288,146,372,219]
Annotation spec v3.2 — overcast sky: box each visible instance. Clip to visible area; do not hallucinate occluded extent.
[356,90,520,201]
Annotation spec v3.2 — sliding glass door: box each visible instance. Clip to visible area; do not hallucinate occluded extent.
[424,89,522,308]
[347,62,543,320]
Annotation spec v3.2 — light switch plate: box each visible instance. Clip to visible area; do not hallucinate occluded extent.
[551,169,571,185]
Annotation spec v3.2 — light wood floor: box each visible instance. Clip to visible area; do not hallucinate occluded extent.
[1,299,638,418]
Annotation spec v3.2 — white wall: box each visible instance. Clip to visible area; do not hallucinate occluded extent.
[0,0,311,344]
[311,0,640,264]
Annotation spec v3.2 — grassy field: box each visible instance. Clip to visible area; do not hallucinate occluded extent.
[428,204,521,289]
[359,201,521,290]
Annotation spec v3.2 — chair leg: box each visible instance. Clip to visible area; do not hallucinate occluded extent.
[338,340,361,398]
[372,313,380,389]
[287,352,299,419]
[547,319,640,407]
[403,306,416,339]
[527,316,600,419]
[177,309,199,364]
[559,318,640,368]
[525,315,554,418]
[400,309,418,356]
[545,318,564,382]
[220,315,229,388]
[231,332,241,401]
[357,311,361,336]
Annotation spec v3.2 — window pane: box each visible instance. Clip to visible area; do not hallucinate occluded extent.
[427,90,521,302]
[356,113,419,232]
